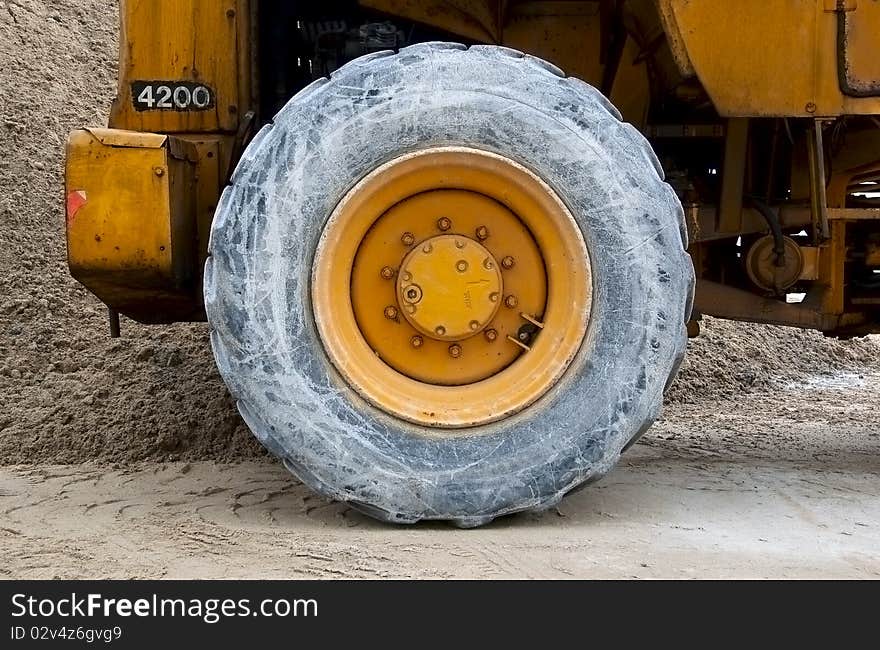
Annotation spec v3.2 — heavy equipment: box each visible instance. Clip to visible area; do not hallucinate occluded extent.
[65,1,880,525]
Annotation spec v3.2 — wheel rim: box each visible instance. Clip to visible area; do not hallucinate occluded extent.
[312,147,592,430]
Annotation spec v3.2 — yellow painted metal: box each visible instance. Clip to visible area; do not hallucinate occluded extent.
[360,1,607,88]
[111,0,253,134]
[65,128,200,322]
[657,0,880,117]
[501,2,604,88]
[351,188,548,386]
[843,0,880,93]
[396,235,503,341]
[312,147,592,428]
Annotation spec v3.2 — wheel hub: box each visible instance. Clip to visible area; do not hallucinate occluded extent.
[397,235,502,341]
[311,146,592,429]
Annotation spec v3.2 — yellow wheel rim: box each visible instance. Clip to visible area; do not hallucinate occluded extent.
[312,147,592,430]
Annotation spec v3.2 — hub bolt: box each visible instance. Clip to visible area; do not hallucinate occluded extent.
[456,260,469,273]
[475,225,489,241]
[504,295,519,309]
[410,335,424,349]
[484,328,498,342]
[501,256,515,270]
[469,320,480,331]
[448,344,462,358]
[403,285,423,303]
[380,266,395,280]
[384,305,399,320]
[435,325,446,336]
[401,232,415,247]
[437,217,452,231]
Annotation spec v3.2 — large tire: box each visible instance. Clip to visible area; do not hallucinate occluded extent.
[205,43,694,526]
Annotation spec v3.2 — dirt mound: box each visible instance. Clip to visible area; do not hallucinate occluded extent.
[0,0,876,466]
[666,317,879,404]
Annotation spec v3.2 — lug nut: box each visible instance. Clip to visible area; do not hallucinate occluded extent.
[437,217,452,231]
[475,225,489,241]
[504,295,519,309]
[380,266,395,280]
[484,328,498,342]
[411,335,424,349]
[501,256,515,270]
[401,232,415,246]
[384,305,398,320]
[448,344,462,358]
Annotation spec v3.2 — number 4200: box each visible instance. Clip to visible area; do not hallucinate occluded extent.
[132,81,215,112]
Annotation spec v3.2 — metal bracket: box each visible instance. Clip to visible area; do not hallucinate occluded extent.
[806,120,831,243]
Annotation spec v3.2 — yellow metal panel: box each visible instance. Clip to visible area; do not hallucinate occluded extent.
[65,129,199,322]
[110,0,251,134]
[842,0,880,95]
[659,0,880,117]
[67,129,175,278]
[502,2,603,87]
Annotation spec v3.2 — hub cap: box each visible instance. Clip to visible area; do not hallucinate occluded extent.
[396,235,502,341]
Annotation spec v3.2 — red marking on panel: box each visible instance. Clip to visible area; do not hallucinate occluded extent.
[66,190,87,226]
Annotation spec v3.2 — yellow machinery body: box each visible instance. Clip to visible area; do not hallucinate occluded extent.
[66,0,880,336]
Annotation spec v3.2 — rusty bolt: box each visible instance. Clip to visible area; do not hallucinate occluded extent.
[489,292,500,303]
[448,344,462,359]
[504,295,519,309]
[410,335,424,349]
[384,305,398,320]
[437,217,452,231]
[501,256,515,270]
[805,102,817,114]
[153,167,165,177]
[456,260,468,273]
[401,232,415,246]
[380,266,395,280]
[475,225,489,241]
[484,328,498,342]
